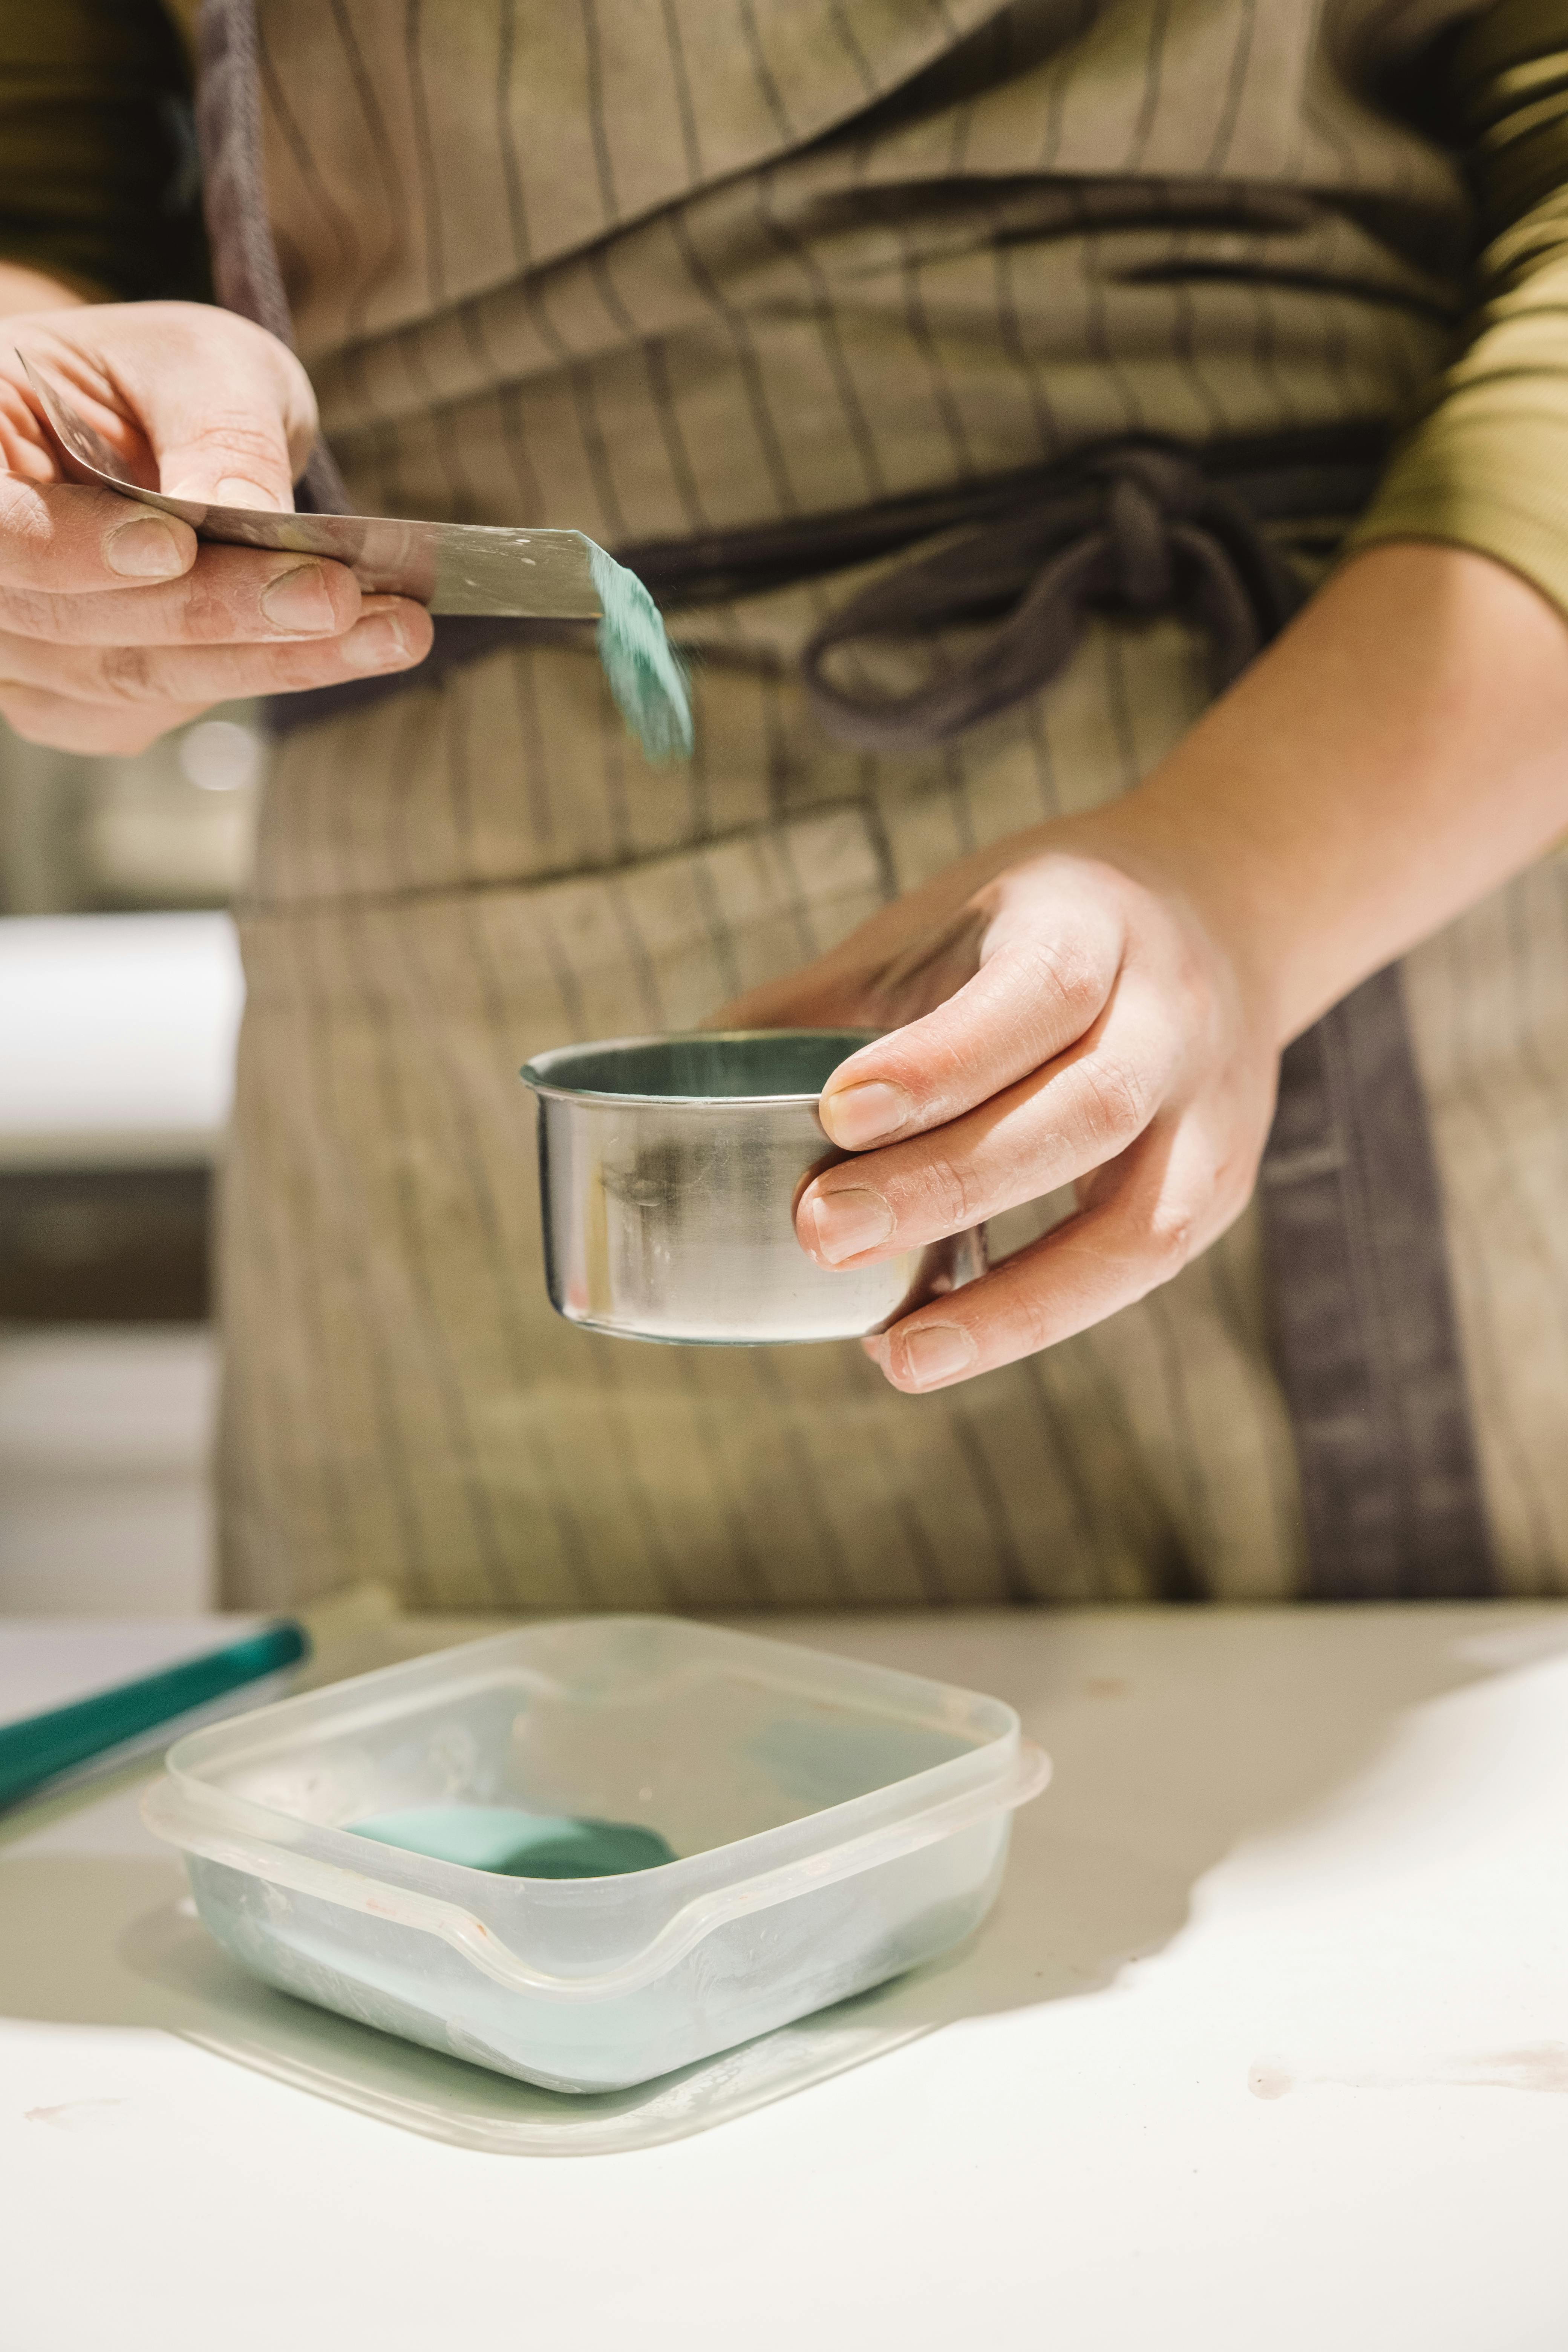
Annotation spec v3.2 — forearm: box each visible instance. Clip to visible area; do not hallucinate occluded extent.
[1164,3,1568,1045]
[1112,541,1568,1047]
[0,260,88,318]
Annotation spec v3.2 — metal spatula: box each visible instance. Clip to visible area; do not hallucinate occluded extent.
[19,354,601,618]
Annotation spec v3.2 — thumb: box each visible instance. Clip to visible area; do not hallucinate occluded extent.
[121,304,320,514]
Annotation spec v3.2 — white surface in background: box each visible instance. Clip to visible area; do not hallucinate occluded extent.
[179,719,262,795]
[5,1605,1568,2352]
[0,911,242,1167]
[0,1328,215,1614]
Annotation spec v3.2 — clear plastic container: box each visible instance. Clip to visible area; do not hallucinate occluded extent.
[143,1616,1049,2093]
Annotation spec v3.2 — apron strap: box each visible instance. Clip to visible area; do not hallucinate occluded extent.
[194,0,352,516]
[1263,970,1495,1598]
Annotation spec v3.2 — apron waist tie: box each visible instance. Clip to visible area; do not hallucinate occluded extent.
[793,439,1365,752]
[260,430,1386,743]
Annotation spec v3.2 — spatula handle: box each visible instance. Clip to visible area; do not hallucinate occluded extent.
[0,1622,308,1811]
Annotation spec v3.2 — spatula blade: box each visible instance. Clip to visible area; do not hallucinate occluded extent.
[18,354,602,619]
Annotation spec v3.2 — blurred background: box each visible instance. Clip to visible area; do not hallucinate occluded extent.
[0,707,262,1612]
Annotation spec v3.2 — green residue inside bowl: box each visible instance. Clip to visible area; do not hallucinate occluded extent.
[349,1803,677,1879]
[587,538,693,763]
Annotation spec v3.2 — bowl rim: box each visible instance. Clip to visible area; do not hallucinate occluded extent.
[519,1028,882,1109]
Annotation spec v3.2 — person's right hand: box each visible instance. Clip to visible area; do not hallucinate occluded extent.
[0,298,432,753]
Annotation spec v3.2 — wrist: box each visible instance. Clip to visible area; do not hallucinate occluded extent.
[1088,780,1306,1055]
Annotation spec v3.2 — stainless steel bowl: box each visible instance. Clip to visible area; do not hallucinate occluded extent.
[521,1031,986,1345]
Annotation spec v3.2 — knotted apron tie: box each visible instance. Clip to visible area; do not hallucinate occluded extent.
[798,445,1309,753]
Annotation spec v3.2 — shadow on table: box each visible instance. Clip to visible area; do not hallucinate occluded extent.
[4,1605,1565,2150]
[0,1857,939,2155]
[752,1605,1568,2021]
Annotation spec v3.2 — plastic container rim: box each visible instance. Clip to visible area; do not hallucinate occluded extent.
[140,1616,1051,2005]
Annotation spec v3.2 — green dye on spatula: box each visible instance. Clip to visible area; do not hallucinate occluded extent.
[587,540,693,763]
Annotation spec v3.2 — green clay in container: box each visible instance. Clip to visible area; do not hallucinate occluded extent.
[350,1803,677,1879]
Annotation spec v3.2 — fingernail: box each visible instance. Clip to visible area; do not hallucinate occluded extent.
[896,1323,978,1387]
[260,563,336,633]
[810,1185,895,1266]
[104,515,187,580]
[821,1080,912,1148]
[341,612,416,672]
[212,476,278,510]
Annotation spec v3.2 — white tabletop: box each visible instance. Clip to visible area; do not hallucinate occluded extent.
[5,1604,1568,2352]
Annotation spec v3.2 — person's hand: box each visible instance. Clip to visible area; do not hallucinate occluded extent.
[720,806,1281,1393]
[720,536,1568,1396]
[0,297,431,752]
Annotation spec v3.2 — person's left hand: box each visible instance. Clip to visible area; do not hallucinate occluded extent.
[717,807,1282,1393]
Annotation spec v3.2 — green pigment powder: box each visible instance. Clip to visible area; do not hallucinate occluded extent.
[350,1803,677,1879]
[586,539,693,764]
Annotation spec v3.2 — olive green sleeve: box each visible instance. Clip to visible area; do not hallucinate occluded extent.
[0,0,207,304]
[1349,0,1568,610]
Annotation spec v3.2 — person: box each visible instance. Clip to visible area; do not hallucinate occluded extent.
[3,0,1568,1614]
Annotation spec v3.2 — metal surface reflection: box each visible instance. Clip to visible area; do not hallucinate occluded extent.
[522,1032,986,1345]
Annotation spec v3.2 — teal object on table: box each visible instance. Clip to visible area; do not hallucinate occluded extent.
[350,1804,677,1879]
[0,1621,309,1811]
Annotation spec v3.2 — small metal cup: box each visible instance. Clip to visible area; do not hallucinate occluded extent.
[521,1031,986,1345]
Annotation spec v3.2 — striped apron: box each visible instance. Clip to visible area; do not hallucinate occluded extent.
[196,0,1568,1613]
